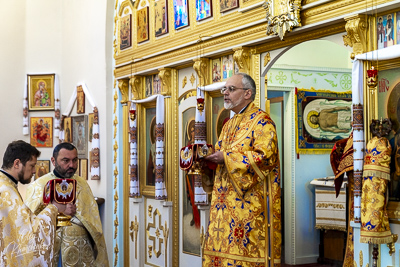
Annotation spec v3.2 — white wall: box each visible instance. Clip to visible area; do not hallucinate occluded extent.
[0,0,113,262]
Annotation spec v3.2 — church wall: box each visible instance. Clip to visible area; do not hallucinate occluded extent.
[0,0,114,263]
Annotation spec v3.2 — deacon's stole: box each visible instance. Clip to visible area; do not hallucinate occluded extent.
[203,103,281,266]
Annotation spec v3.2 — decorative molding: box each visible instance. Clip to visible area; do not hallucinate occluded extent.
[163,221,169,265]
[158,68,172,96]
[130,216,139,259]
[178,89,197,103]
[343,14,368,59]
[190,73,196,86]
[113,90,118,114]
[114,191,118,214]
[114,215,119,239]
[114,166,118,189]
[359,250,363,267]
[113,115,118,139]
[118,79,130,104]
[113,140,118,164]
[263,0,301,40]
[146,208,163,258]
[182,76,187,89]
[193,58,210,86]
[114,23,346,78]
[263,52,271,67]
[233,47,252,74]
[114,244,119,267]
[130,76,142,100]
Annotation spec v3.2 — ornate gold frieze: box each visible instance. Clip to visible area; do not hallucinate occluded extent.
[130,76,142,100]
[115,22,345,78]
[343,14,368,59]
[130,216,139,259]
[118,79,130,104]
[263,0,301,40]
[193,58,210,87]
[233,47,252,74]
[158,68,173,96]
[178,89,197,103]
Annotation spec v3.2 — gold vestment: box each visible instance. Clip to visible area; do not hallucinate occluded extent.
[0,171,58,266]
[25,172,109,267]
[203,103,281,267]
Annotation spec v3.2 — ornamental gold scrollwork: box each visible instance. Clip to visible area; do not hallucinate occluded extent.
[114,215,119,239]
[113,166,118,189]
[146,208,164,258]
[163,221,169,265]
[190,73,196,86]
[114,191,118,214]
[114,244,119,267]
[233,47,252,74]
[343,14,367,60]
[118,79,130,104]
[130,216,139,259]
[113,116,118,139]
[359,250,363,267]
[130,76,142,100]
[263,0,301,40]
[182,76,187,89]
[113,140,118,164]
[193,58,210,87]
[158,68,172,96]
[263,52,271,67]
[113,90,118,114]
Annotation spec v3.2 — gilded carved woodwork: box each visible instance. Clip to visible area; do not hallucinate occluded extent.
[114,191,119,214]
[130,216,139,259]
[115,23,346,78]
[118,79,130,104]
[233,47,252,74]
[263,52,271,67]
[129,76,142,100]
[182,76,187,88]
[263,0,301,40]
[114,244,119,267]
[158,68,173,96]
[114,215,119,239]
[343,14,368,59]
[193,58,210,86]
[146,208,164,258]
[113,140,118,164]
[114,166,118,189]
[190,73,196,86]
[163,221,169,265]
[113,116,118,139]
[113,90,118,114]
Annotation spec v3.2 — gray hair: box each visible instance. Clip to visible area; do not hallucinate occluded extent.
[237,72,256,101]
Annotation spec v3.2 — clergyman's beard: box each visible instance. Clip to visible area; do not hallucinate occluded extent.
[18,168,31,185]
[54,164,76,178]
[224,95,244,110]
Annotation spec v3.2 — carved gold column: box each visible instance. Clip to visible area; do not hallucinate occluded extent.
[343,14,368,60]
[193,58,210,86]
[158,68,172,96]
[117,78,130,267]
[129,76,142,100]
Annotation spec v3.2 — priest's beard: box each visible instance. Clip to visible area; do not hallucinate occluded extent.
[18,167,32,185]
[224,95,244,110]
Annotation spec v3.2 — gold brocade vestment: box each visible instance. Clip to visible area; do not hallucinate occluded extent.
[203,103,281,267]
[0,171,58,266]
[25,172,109,267]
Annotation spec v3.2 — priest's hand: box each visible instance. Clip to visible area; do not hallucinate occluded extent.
[205,151,224,165]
